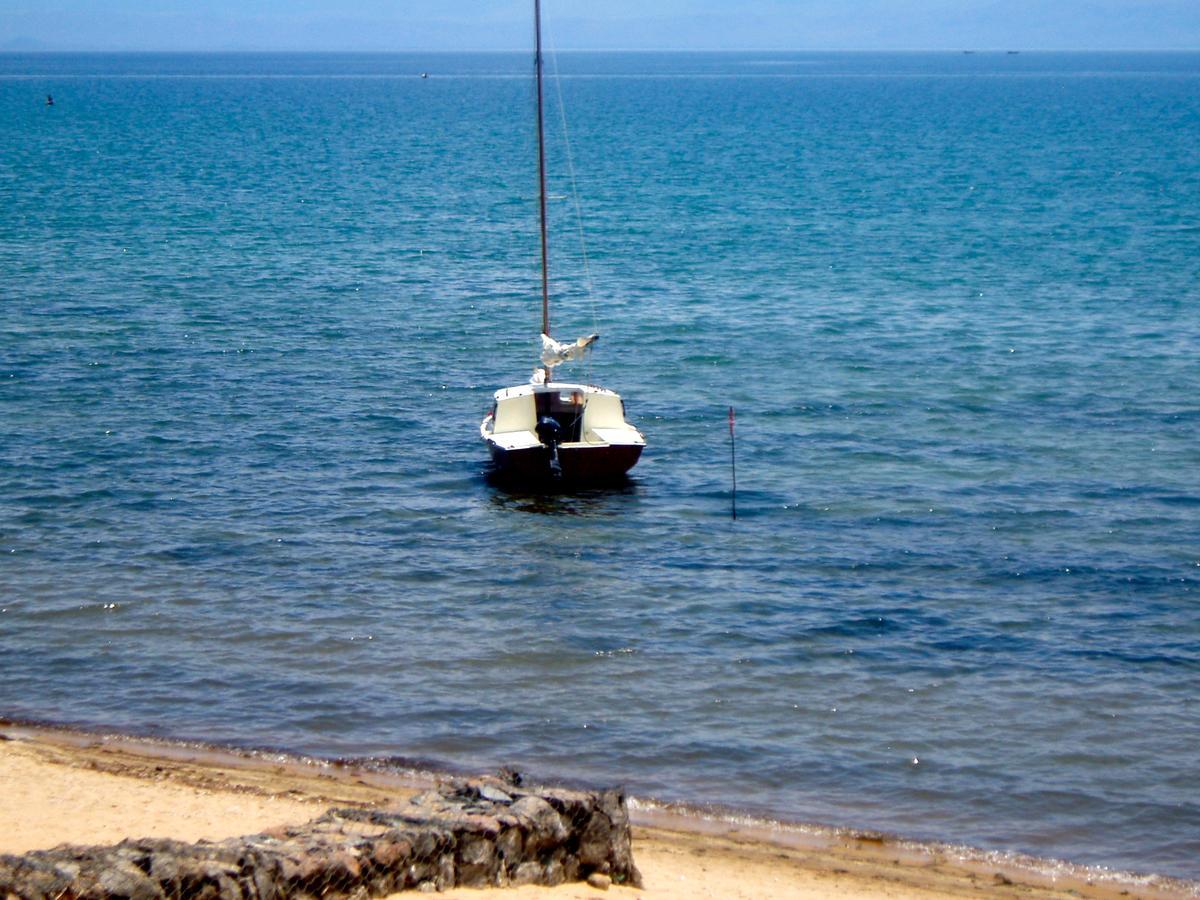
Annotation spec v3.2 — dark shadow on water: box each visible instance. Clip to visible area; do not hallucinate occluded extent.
[482,467,640,516]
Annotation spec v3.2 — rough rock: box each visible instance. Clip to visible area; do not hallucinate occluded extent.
[587,871,612,890]
[0,778,641,898]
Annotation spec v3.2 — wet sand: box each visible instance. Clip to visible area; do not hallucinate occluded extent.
[0,725,1190,899]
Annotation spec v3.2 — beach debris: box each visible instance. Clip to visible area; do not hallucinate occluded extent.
[0,777,641,898]
[478,783,514,805]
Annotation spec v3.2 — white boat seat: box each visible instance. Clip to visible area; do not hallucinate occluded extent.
[489,430,543,451]
[586,427,646,446]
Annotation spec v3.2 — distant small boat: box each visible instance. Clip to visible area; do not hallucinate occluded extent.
[420,72,429,79]
[1007,50,1020,55]
[45,94,54,106]
[480,0,645,484]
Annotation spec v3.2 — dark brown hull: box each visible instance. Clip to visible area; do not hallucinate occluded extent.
[557,443,643,482]
[485,438,641,484]
[485,440,553,481]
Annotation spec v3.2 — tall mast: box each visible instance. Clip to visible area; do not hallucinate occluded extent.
[535,0,550,342]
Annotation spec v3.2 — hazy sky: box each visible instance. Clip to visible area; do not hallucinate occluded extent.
[3,0,1199,51]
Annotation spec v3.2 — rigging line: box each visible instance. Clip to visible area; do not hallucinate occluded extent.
[544,19,601,353]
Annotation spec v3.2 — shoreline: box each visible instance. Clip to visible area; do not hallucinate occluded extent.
[1,719,1196,898]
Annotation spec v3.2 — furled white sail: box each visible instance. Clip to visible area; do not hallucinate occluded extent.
[540,332,598,368]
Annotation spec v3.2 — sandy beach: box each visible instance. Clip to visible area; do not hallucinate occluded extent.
[0,725,1190,900]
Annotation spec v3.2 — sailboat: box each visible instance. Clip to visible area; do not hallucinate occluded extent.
[480,0,645,484]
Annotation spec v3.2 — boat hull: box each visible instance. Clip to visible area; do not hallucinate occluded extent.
[485,440,554,482]
[557,442,643,482]
[484,437,642,485]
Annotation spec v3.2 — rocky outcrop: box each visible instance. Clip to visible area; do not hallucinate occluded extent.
[0,778,641,898]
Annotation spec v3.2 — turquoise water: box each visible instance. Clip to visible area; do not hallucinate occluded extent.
[2,52,1199,880]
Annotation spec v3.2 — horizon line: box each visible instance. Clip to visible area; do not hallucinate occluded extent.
[4,47,1200,54]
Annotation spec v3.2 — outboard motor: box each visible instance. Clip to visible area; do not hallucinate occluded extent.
[535,415,561,450]
[535,415,562,476]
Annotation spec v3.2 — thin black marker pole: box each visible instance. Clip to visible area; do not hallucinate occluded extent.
[729,406,737,521]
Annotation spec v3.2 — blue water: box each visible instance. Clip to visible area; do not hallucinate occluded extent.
[2,51,1199,880]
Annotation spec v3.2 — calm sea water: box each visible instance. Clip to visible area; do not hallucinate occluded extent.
[2,51,1199,880]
